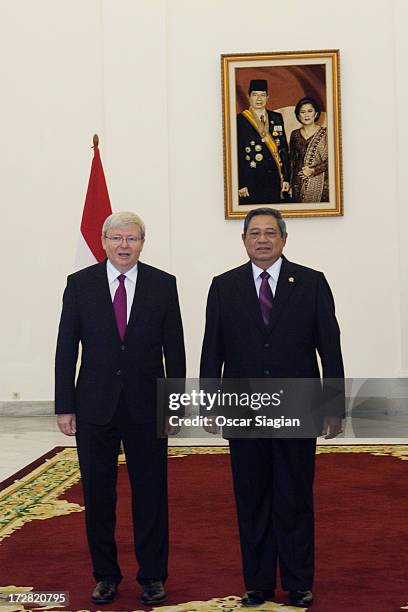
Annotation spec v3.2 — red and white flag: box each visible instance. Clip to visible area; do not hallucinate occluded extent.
[74,135,112,270]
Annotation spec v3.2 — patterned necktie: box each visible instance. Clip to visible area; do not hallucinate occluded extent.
[113,274,127,340]
[259,270,273,326]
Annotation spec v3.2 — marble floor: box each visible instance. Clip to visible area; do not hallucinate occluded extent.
[0,415,408,482]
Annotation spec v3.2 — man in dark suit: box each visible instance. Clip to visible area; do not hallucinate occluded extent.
[237,79,290,205]
[55,211,185,606]
[200,208,344,608]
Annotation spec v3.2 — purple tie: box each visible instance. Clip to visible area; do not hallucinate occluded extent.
[113,274,127,340]
[259,270,273,326]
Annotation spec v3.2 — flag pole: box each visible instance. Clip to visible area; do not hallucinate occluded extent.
[74,132,112,269]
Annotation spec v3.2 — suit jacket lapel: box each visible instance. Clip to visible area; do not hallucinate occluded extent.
[234,258,300,336]
[267,256,299,335]
[125,261,151,335]
[90,260,151,343]
[90,261,121,340]
[235,262,266,336]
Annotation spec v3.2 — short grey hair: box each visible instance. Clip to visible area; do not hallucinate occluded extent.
[243,207,287,238]
[102,211,146,239]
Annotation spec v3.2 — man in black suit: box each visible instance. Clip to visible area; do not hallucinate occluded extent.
[55,211,185,606]
[200,208,344,608]
[237,79,290,204]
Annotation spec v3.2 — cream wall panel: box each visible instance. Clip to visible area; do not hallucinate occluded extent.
[0,0,405,400]
[394,0,408,375]
[166,0,401,377]
[101,0,171,268]
[0,0,103,399]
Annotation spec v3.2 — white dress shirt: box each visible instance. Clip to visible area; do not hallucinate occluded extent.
[251,257,283,298]
[251,107,269,131]
[106,260,138,323]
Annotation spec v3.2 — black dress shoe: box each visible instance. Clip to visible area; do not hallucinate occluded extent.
[289,590,313,607]
[140,580,166,605]
[91,581,118,604]
[241,590,275,607]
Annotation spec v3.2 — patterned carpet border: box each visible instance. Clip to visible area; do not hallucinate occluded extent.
[0,590,305,611]
[1,589,407,611]
[0,447,73,492]
[1,446,408,610]
[1,445,408,544]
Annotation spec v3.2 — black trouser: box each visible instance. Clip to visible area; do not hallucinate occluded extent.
[76,396,168,585]
[229,438,316,592]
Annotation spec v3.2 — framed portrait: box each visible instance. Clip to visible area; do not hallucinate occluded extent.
[221,49,343,218]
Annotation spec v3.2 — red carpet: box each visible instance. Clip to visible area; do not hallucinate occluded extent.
[0,446,407,611]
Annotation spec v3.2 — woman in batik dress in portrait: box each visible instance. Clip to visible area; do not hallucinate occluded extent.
[290,97,329,203]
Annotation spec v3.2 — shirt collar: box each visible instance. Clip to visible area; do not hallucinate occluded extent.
[251,107,267,121]
[251,257,283,283]
[106,259,138,284]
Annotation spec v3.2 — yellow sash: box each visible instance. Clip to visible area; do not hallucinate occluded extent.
[242,109,284,185]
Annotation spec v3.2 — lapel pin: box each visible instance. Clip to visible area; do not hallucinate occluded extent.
[288,276,295,283]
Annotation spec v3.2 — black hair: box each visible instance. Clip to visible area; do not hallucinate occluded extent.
[243,208,286,238]
[294,97,321,121]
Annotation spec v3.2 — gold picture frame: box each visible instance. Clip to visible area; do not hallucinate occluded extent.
[222,49,343,218]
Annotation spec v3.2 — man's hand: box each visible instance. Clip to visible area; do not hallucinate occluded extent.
[203,416,220,435]
[321,416,342,439]
[57,414,77,436]
[165,417,181,437]
[281,181,290,192]
[239,187,250,198]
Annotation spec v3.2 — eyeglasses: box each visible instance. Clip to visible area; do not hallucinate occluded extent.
[105,235,143,244]
[247,230,281,240]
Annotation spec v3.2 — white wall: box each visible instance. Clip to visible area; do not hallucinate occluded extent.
[0,0,406,400]
[0,0,104,399]
[394,0,408,376]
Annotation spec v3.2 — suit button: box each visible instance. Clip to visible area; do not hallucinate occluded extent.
[264,369,270,375]
[116,370,121,376]
[264,343,270,348]
[121,345,126,351]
